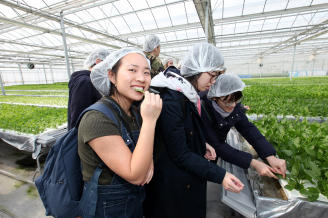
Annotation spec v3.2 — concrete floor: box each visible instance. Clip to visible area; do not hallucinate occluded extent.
[0,138,243,218]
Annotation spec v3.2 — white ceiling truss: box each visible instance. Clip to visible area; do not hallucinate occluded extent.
[0,0,327,70]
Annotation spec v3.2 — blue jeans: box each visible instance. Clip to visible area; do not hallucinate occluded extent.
[81,174,145,218]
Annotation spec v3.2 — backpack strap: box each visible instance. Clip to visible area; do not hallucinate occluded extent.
[74,103,120,132]
[76,102,121,216]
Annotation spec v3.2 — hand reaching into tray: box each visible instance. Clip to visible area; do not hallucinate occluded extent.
[266,156,286,179]
[251,159,278,179]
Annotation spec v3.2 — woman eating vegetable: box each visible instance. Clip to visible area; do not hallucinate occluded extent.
[200,73,287,179]
[78,47,162,217]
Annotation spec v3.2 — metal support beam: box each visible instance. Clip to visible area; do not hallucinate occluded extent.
[312,59,316,75]
[68,48,75,74]
[193,0,216,45]
[0,16,120,49]
[291,43,297,81]
[0,39,89,55]
[259,18,328,57]
[205,1,209,42]
[0,0,139,47]
[49,65,55,83]
[0,49,85,59]
[17,64,24,85]
[60,12,71,80]
[43,64,48,84]
[0,71,5,95]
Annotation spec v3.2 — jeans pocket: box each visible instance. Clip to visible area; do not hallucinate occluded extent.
[103,198,130,218]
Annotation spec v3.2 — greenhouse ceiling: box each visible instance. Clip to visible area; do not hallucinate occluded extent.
[0,0,328,70]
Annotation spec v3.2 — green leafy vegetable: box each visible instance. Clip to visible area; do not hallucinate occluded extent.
[0,103,67,134]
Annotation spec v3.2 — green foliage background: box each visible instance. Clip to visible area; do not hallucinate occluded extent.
[0,104,67,134]
[254,116,328,201]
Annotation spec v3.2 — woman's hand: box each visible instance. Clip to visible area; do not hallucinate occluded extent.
[204,143,216,160]
[244,105,250,110]
[222,172,244,193]
[267,156,286,178]
[140,91,162,124]
[250,159,278,179]
[141,159,154,186]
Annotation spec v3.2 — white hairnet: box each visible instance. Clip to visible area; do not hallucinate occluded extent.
[207,73,245,100]
[162,57,173,66]
[91,47,151,96]
[181,42,224,77]
[84,48,111,70]
[177,60,183,69]
[143,35,160,52]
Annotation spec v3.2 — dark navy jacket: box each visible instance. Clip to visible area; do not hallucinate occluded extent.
[200,95,276,169]
[163,65,181,76]
[144,90,226,218]
[67,70,102,130]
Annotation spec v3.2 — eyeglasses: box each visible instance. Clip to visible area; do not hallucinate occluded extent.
[204,71,221,82]
[219,96,244,107]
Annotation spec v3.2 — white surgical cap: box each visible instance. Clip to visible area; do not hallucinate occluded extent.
[84,48,111,70]
[181,42,224,77]
[207,73,245,100]
[143,35,161,52]
[91,47,151,96]
[162,57,173,66]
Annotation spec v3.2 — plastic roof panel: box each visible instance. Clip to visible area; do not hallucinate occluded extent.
[262,18,281,31]
[21,0,47,9]
[167,4,188,26]
[264,0,289,12]
[243,0,266,16]
[223,0,244,18]
[113,0,134,14]
[0,0,328,69]
[287,0,313,9]
[123,13,144,33]
[136,10,158,30]
[152,7,173,28]
[184,1,199,23]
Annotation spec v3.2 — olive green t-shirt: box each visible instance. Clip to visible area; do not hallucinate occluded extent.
[78,96,141,185]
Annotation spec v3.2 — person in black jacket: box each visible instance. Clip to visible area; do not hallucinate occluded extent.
[67,48,110,130]
[143,43,244,218]
[200,73,287,179]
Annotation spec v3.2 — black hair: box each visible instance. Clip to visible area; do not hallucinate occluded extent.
[221,91,243,102]
[109,59,122,96]
[185,74,202,91]
[108,59,131,109]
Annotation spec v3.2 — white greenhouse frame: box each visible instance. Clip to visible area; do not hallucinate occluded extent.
[0,0,328,86]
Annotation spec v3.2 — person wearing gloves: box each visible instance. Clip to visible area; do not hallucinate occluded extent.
[143,35,164,78]
[143,43,244,218]
[78,48,162,217]
[162,56,174,69]
[67,48,110,130]
[200,73,286,179]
